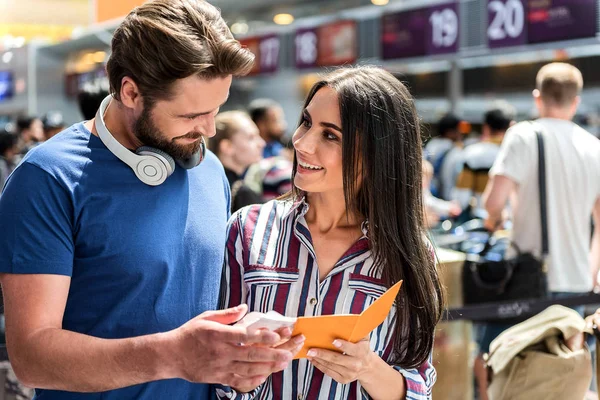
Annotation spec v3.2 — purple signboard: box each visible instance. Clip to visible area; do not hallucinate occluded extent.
[426,2,459,55]
[528,0,597,44]
[258,35,280,74]
[487,0,527,48]
[295,28,319,69]
[382,2,458,60]
[381,8,428,59]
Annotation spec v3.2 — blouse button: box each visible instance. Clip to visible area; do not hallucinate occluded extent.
[309,298,318,306]
[297,395,303,400]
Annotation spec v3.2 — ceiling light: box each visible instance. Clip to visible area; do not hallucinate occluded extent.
[231,22,249,35]
[2,52,13,64]
[93,51,106,63]
[273,13,294,25]
[371,0,389,5]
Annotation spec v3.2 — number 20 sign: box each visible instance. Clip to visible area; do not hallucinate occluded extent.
[487,0,527,48]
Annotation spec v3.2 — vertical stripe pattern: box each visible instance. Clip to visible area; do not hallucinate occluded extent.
[217,199,436,400]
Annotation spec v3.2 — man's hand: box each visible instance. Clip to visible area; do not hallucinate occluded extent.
[165,305,303,390]
[232,331,306,393]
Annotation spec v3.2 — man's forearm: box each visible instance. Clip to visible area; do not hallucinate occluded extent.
[11,327,176,392]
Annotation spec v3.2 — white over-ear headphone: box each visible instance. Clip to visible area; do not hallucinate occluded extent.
[95,95,205,186]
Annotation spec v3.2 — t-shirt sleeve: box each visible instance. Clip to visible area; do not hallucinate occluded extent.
[489,127,529,184]
[0,162,74,276]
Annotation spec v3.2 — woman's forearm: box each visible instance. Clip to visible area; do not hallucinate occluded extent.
[359,353,407,400]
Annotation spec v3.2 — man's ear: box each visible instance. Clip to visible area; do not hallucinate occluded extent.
[120,77,143,111]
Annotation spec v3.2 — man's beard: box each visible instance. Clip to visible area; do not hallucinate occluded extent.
[133,105,202,161]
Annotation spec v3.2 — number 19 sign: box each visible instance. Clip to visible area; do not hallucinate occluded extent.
[382,2,459,60]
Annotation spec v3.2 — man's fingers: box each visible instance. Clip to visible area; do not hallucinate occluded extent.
[200,304,248,325]
[241,328,290,347]
[214,325,283,347]
[233,344,294,363]
[230,361,288,378]
[275,335,305,352]
[227,374,267,392]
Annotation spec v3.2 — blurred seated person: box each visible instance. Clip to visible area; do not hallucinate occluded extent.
[77,89,109,120]
[0,128,19,190]
[453,102,516,211]
[248,98,288,158]
[16,115,45,156]
[422,159,461,228]
[42,111,66,140]
[209,111,265,213]
[244,156,293,202]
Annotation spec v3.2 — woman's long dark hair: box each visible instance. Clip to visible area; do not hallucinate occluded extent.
[289,66,444,368]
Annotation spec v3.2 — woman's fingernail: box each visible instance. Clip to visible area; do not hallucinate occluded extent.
[333,340,342,348]
[307,349,317,357]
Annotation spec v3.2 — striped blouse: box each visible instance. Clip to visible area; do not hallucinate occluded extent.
[217,198,436,400]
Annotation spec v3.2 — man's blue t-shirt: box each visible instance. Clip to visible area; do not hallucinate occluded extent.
[0,123,230,399]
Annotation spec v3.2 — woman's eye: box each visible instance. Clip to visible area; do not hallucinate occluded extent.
[302,117,311,128]
[324,131,338,141]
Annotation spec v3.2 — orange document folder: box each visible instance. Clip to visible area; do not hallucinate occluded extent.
[291,280,402,359]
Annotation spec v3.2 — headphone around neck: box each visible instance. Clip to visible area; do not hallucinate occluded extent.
[95,95,205,186]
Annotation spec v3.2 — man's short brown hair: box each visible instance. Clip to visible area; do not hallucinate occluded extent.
[536,62,583,108]
[209,111,253,157]
[106,0,254,104]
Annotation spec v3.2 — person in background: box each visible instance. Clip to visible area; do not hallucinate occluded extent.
[0,129,19,190]
[248,98,288,158]
[453,102,516,212]
[42,111,66,140]
[209,111,265,212]
[16,115,45,156]
[479,62,600,400]
[424,114,462,199]
[219,66,443,400]
[241,155,292,201]
[78,89,109,120]
[422,159,461,228]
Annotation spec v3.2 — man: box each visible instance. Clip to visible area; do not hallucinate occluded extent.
[0,1,302,399]
[453,101,516,212]
[209,111,265,212]
[248,98,287,158]
[78,89,109,120]
[16,115,45,156]
[0,128,19,189]
[424,113,462,199]
[481,62,600,400]
[41,111,66,140]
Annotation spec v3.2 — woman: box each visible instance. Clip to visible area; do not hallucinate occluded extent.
[218,66,444,400]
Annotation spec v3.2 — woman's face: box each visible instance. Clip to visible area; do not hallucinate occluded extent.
[292,87,344,194]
